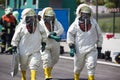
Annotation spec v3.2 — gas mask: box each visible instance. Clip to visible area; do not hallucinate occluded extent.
[79,12,91,32]
[44,16,55,23]
[44,16,55,32]
[80,12,90,21]
[25,16,37,34]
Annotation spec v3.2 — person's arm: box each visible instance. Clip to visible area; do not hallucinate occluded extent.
[67,22,77,45]
[54,19,64,36]
[67,22,77,57]
[11,25,22,47]
[47,19,64,42]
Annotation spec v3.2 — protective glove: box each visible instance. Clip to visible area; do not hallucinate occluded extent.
[69,44,75,57]
[41,42,46,52]
[97,47,102,58]
[49,32,57,36]
[48,34,61,42]
[12,46,17,53]
[70,48,75,57]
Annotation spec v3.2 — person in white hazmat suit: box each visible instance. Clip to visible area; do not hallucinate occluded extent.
[11,8,45,80]
[67,4,103,80]
[13,11,19,23]
[39,7,64,80]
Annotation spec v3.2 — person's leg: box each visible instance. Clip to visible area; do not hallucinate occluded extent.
[44,42,60,80]
[88,74,94,80]
[41,49,52,80]
[43,67,52,80]
[74,53,86,80]
[51,42,60,66]
[5,34,12,54]
[30,70,36,80]
[41,40,60,80]
[1,42,5,53]
[21,70,26,80]
[86,49,98,80]
[29,52,41,80]
[1,33,6,53]
[74,73,79,80]
[19,55,28,80]
[7,34,13,54]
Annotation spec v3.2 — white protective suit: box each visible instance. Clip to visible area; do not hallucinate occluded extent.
[67,4,103,76]
[40,8,64,67]
[39,7,64,79]
[39,7,64,68]
[11,9,45,71]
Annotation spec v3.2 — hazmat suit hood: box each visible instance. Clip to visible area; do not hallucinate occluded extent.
[21,8,38,34]
[41,7,56,20]
[5,7,13,15]
[13,11,19,23]
[13,11,19,19]
[75,4,93,17]
[21,8,36,22]
[41,7,56,32]
[39,7,64,37]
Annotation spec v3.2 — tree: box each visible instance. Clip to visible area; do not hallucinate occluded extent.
[104,0,120,8]
[76,0,81,5]
[76,0,85,5]
[92,0,105,5]
[104,2,115,8]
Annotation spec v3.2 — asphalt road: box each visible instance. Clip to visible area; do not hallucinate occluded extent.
[0,54,120,80]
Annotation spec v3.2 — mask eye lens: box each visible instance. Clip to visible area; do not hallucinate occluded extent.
[81,12,90,19]
[45,16,53,19]
[26,16,35,23]
[44,16,54,22]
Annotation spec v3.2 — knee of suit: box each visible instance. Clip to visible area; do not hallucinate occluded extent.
[29,58,41,70]
[20,63,40,71]
[86,62,96,70]
[87,62,96,75]
[29,60,41,70]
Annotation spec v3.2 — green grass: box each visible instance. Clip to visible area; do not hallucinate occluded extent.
[98,17,120,33]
